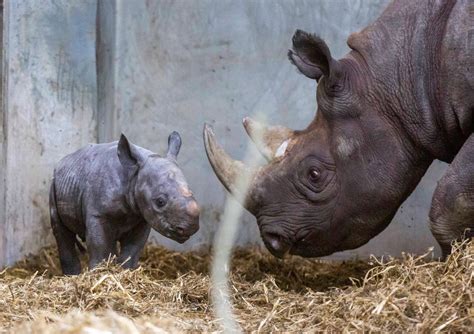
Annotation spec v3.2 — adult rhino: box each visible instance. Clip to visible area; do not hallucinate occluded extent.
[204,0,473,259]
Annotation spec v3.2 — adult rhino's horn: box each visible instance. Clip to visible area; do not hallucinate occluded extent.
[242,117,294,161]
[203,123,260,213]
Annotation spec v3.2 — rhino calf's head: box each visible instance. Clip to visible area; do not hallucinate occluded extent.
[118,132,200,243]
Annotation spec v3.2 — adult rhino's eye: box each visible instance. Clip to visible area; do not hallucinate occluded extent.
[155,195,168,208]
[308,168,321,183]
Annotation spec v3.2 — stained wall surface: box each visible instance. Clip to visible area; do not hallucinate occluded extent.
[0,0,97,265]
[0,0,449,266]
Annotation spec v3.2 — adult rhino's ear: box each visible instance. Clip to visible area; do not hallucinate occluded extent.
[288,29,341,84]
[117,134,143,170]
[167,131,182,160]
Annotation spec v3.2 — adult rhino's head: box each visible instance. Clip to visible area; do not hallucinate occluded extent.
[204,30,429,258]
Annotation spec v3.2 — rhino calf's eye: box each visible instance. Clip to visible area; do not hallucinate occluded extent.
[308,168,321,183]
[155,196,168,208]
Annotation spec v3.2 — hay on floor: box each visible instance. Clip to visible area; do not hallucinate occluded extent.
[0,240,472,333]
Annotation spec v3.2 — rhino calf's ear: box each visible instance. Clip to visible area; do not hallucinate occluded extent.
[288,29,340,83]
[117,134,141,170]
[167,131,182,160]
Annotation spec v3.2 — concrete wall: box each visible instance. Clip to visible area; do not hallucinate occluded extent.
[0,0,6,263]
[0,0,97,266]
[0,0,448,266]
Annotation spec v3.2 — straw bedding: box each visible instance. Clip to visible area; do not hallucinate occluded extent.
[0,240,472,333]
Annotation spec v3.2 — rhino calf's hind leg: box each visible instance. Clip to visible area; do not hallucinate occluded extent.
[50,186,81,275]
[118,223,151,269]
[429,135,474,259]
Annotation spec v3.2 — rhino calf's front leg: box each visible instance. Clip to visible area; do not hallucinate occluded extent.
[86,216,118,269]
[118,222,151,269]
[430,135,474,258]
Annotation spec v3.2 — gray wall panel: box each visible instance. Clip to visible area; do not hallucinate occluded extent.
[1,0,97,265]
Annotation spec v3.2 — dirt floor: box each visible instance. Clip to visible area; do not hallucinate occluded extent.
[0,240,472,333]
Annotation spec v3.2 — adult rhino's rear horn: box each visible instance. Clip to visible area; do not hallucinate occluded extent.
[203,123,261,213]
[242,117,294,161]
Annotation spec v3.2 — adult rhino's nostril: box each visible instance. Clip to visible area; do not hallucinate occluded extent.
[263,232,291,258]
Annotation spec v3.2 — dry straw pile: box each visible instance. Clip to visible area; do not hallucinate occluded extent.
[0,240,472,333]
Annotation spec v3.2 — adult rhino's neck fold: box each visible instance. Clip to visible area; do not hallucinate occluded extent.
[348,0,457,162]
[333,116,433,253]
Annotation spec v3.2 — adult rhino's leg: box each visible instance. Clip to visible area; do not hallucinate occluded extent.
[429,135,474,258]
[118,222,151,269]
[86,216,117,269]
[49,183,81,275]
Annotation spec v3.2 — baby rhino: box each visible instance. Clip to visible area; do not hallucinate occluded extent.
[50,132,200,275]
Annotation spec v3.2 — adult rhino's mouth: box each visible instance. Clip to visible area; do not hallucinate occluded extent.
[262,227,326,258]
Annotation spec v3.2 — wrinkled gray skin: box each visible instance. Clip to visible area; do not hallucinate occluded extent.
[204,0,473,259]
[50,132,200,275]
